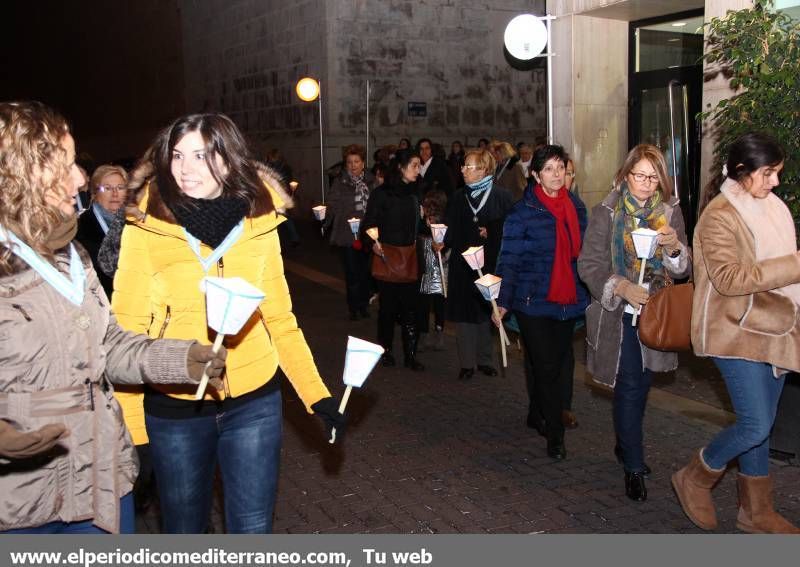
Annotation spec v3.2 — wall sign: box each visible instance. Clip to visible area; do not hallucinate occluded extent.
[408,102,427,117]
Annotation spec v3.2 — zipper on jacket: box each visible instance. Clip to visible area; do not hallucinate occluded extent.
[157,306,172,339]
[11,303,32,321]
[215,257,231,399]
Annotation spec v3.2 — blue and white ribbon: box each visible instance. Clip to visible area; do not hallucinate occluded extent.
[183,220,245,274]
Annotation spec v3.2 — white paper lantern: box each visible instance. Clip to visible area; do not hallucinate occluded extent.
[343,336,384,387]
[431,224,448,244]
[631,228,659,259]
[348,218,361,237]
[462,246,485,271]
[474,273,503,301]
[504,14,548,61]
[366,227,380,241]
[312,205,327,221]
[204,277,265,336]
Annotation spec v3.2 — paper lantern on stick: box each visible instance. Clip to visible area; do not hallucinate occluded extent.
[462,246,485,272]
[630,228,658,326]
[366,227,379,242]
[194,277,265,400]
[631,228,659,259]
[348,218,361,238]
[330,336,384,444]
[474,274,502,301]
[312,205,327,221]
[430,224,447,244]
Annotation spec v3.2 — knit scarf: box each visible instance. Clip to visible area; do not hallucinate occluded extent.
[46,213,78,251]
[349,171,370,213]
[467,175,493,199]
[611,184,667,286]
[534,184,581,305]
[721,177,800,306]
[169,195,248,248]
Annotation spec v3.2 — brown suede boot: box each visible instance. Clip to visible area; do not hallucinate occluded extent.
[671,449,725,530]
[736,473,800,534]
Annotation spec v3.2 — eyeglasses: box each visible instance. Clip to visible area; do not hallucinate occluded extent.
[97,185,127,193]
[541,165,565,174]
[629,172,660,185]
[462,164,483,171]
[565,171,576,177]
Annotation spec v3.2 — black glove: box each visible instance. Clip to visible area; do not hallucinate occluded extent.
[0,420,68,459]
[312,396,347,443]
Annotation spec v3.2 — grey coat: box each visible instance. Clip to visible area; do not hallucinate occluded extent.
[577,190,690,387]
[324,171,377,247]
[0,247,197,533]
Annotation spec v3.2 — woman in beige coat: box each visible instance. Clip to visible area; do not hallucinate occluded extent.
[0,102,225,534]
[672,132,800,534]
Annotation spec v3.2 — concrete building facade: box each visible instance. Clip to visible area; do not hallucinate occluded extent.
[178,0,548,210]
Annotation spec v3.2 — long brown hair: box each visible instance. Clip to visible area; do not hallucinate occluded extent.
[150,113,273,216]
[0,101,71,273]
[614,144,673,200]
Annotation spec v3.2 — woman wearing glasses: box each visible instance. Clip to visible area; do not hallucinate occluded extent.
[578,144,689,501]
[76,165,129,297]
[494,145,588,460]
[444,148,512,380]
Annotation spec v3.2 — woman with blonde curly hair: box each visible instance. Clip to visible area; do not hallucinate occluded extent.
[0,101,225,534]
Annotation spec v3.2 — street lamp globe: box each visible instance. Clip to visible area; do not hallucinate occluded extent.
[296,77,320,102]
[504,14,548,60]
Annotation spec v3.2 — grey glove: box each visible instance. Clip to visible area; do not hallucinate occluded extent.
[615,279,649,308]
[0,420,68,459]
[187,343,228,391]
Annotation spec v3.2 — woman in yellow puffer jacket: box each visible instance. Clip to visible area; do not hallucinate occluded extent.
[112,113,344,534]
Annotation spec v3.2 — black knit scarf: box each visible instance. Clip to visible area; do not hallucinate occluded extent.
[169,195,249,248]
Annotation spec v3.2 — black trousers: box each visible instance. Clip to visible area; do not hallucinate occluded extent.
[516,313,576,439]
[377,281,418,351]
[525,340,574,414]
[337,245,371,314]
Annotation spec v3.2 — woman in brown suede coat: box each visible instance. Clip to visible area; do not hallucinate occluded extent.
[672,133,800,534]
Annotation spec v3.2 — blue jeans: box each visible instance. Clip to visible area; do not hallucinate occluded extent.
[2,493,134,534]
[704,358,785,476]
[145,389,282,533]
[614,314,652,473]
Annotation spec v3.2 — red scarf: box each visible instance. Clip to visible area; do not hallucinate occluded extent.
[534,184,581,305]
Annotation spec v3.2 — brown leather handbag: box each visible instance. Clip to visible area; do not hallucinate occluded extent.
[638,282,694,352]
[371,244,418,283]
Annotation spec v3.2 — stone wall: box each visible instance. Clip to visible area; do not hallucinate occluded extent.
[179,0,547,211]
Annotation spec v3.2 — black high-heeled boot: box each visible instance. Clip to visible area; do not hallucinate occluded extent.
[401,325,425,372]
[625,471,647,501]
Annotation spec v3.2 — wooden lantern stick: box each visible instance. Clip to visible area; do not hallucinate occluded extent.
[437,250,447,299]
[476,267,509,366]
[194,333,225,400]
[631,258,647,327]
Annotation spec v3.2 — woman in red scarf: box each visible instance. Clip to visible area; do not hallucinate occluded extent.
[494,145,589,460]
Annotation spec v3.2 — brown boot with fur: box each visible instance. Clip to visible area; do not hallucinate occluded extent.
[736,473,800,534]
[671,449,725,530]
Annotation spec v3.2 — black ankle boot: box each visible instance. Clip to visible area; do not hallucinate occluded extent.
[547,434,566,460]
[624,471,647,501]
[401,325,424,372]
[614,445,652,477]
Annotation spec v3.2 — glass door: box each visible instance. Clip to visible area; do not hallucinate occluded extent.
[629,10,703,240]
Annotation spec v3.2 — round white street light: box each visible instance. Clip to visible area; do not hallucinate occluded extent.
[504,14,548,60]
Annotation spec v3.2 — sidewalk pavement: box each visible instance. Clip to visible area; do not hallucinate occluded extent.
[136,220,800,534]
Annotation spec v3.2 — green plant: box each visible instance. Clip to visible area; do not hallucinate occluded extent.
[702,0,800,218]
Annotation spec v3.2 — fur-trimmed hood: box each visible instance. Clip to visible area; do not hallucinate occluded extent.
[125,159,293,224]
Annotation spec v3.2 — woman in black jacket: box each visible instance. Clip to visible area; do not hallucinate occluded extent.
[445,148,513,380]
[363,149,425,371]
